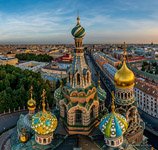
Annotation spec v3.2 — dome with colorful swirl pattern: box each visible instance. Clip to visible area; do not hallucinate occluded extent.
[99,112,128,138]
[71,16,86,38]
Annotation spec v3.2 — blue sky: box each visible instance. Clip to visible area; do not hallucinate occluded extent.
[0,0,158,44]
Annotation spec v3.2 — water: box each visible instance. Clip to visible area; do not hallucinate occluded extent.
[144,130,158,149]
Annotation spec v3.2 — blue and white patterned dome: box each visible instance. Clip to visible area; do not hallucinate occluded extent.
[54,85,63,101]
[99,112,128,138]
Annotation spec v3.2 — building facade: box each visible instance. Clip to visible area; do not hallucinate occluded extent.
[135,79,158,118]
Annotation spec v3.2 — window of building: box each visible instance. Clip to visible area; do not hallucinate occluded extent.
[87,72,90,84]
[75,110,82,124]
[111,141,114,146]
[77,73,80,85]
[43,138,46,143]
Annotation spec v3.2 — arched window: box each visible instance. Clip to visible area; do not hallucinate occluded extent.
[77,73,80,85]
[90,106,95,121]
[43,138,46,143]
[75,110,82,124]
[84,76,86,85]
[87,72,90,84]
[125,93,127,99]
[121,93,123,99]
[128,92,130,98]
[111,141,114,146]
[69,73,70,83]
[39,138,42,143]
[118,92,120,98]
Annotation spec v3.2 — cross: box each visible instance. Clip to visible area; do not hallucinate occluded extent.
[41,89,46,102]
[41,89,47,112]
[29,85,33,99]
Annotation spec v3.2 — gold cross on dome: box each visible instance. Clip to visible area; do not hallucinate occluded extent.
[41,89,47,112]
[111,91,115,113]
[29,85,33,99]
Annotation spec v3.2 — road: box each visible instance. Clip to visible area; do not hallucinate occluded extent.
[86,53,112,107]
[0,110,27,134]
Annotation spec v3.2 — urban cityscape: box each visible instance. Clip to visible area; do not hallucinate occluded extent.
[0,0,158,150]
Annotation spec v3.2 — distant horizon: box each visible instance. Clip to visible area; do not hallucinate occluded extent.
[0,41,157,45]
[0,0,158,43]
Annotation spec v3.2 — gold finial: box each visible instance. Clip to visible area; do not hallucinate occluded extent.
[41,89,47,113]
[29,85,33,99]
[111,91,115,113]
[123,42,127,61]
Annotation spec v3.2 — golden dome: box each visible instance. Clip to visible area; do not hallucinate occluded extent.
[114,42,135,87]
[27,86,36,111]
[114,61,135,87]
[32,111,57,135]
[19,128,28,143]
[31,89,58,135]
[20,134,28,143]
[27,98,36,111]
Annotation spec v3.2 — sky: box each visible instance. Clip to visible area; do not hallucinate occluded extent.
[0,0,158,44]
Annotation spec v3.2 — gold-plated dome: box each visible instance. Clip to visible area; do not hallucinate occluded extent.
[27,98,36,111]
[20,134,28,143]
[31,89,58,135]
[27,86,36,111]
[19,128,28,143]
[114,43,135,87]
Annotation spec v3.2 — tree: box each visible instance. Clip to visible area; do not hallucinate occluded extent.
[0,65,53,113]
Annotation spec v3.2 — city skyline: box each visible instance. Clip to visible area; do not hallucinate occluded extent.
[0,0,158,44]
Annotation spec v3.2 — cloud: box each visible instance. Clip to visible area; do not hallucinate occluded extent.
[0,0,158,43]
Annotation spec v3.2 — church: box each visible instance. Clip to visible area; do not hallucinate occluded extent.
[11,17,150,150]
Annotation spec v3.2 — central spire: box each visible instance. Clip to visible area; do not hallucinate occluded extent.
[123,42,127,62]
[68,17,91,88]
[77,16,80,25]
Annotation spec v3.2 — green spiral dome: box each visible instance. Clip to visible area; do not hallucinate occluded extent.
[71,17,86,38]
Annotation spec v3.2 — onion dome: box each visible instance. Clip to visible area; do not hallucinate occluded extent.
[32,89,57,135]
[32,111,57,135]
[99,112,128,138]
[114,43,135,87]
[54,80,63,101]
[71,16,86,38]
[27,86,36,111]
[19,128,28,143]
[27,98,36,111]
[99,92,128,147]
[97,79,106,102]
